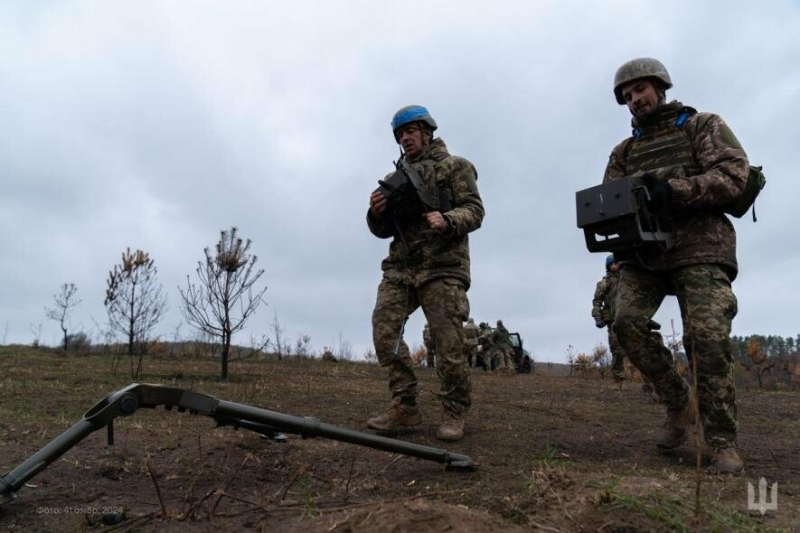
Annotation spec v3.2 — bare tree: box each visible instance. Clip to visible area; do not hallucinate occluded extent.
[336,331,354,361]
[665,319,687,368]
[92,316,114,350]
[591,343,611,379]
[104,248,169,378]
[168,322,184,357]
[566,344,576,376]
[294,333,312,358]
[363,348,377,364]
[45,283,81,351]
[269,310,287,359]
[179,227,268,379]
[30,322,43,349]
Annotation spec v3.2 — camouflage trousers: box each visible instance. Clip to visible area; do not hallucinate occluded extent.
[464,344,478,367]
[502,346,515,370]
[372,277,471,413]
[613,263,738,447]
[606,325,626,379]
[474,346,491,370]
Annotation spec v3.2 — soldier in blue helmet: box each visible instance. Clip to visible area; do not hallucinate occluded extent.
[366,105,484,442]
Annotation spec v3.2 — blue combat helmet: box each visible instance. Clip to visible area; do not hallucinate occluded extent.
[391,105,438,140]
[606,254,615,269]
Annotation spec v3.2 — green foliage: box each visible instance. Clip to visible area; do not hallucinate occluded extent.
[587,476,773,533]
[731,334,797,361]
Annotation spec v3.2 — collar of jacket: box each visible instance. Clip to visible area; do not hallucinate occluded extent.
[630,100,685,133]
[406,137,450,163]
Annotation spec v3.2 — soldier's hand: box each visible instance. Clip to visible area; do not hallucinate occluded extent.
[423,211,450,233]
[647,319,661,331]
[642,173,673,214]
[595,319,605,329]
[370,191,388,219]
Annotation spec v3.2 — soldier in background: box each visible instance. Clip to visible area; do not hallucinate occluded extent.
[492,319,513,372]
[423,322,436,368]
[321,349,338,363]
[463,318,480,367]
[592,254,626,382]
[604,58,749,473]
[593,256,661,391]
[477,322,493,370]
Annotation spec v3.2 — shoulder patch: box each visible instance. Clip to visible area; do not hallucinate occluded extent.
[719,122,743,150]
[688,112,743,150]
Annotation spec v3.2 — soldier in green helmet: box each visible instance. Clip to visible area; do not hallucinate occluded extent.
[592,254,626,382]
[491,319,513,372]
[603,58,750,473]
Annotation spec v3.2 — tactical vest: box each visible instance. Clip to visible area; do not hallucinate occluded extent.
[623,103,701,177]
[601,274,619,323]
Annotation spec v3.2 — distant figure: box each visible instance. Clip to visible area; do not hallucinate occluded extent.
[423,322,436,368]
[592,254,626,382]
[491,320,513,372]
[366,104,485,442]
[477,322,494,370]
[604,57,750,473]
[463,318,480,367]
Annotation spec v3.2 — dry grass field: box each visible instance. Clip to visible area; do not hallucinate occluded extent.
[0,346,797,532]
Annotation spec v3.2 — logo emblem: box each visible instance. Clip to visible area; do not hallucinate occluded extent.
[747,478,778,515]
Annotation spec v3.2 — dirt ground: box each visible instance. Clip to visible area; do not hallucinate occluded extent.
[0,349,798,532]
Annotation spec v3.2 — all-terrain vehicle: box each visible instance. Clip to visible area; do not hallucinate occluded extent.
[476,328,533,373]
[508,332,533,373]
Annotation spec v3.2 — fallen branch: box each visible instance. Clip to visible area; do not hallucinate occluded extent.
[211,454,252,517]
[277,463,310,502]
[178,488,217,521]
[145,457,167,518]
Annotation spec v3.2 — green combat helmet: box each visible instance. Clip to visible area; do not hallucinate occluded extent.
[613,58,672,105]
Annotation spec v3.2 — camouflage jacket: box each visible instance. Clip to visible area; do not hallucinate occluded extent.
[463,321,480,346]
[492,324,510,347]
[591,272,618,324]
[603,101,749,279]
[367,138,484,288]
[478,325,494,347]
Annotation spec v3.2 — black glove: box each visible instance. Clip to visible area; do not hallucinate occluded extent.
[595,319,605,329]
[641,173,673,215]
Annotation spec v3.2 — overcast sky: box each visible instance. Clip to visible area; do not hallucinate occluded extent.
[1,1,798,363]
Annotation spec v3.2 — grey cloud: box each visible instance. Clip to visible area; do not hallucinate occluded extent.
[1,1,798,360]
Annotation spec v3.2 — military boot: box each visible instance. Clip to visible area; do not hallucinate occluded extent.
[708,447,744,474]
[656,400,694,450]
[436,407,465,442]
[366,397,421,431]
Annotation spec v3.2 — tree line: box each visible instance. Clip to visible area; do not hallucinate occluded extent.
[731,334,800,361]
[567,332,800,391]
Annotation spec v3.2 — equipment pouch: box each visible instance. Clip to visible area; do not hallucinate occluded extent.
[726,165,766,221]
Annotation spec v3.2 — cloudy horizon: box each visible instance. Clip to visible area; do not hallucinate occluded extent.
[2,1,798,362]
